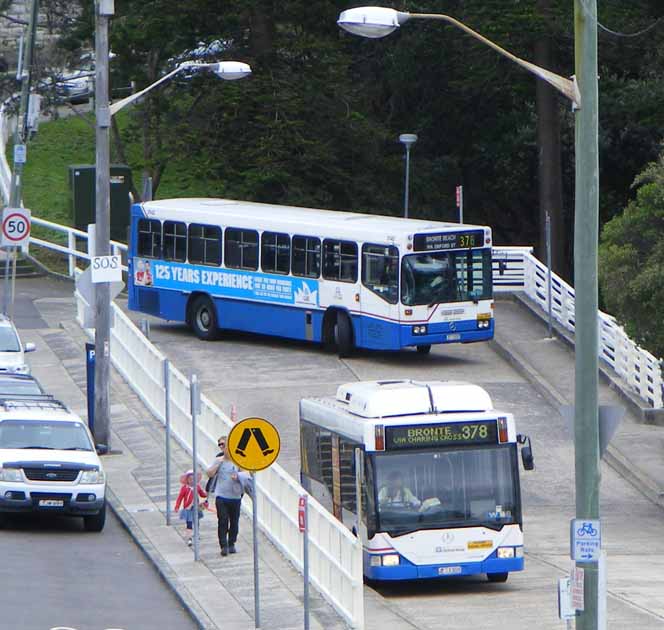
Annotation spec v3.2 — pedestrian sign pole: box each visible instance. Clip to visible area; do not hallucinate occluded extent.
[227,417,281,630]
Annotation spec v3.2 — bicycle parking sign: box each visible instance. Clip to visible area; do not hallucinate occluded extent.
[571,518,601,563]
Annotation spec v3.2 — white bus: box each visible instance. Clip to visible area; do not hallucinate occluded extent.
[299,380,534,582]
[128,198,494,355]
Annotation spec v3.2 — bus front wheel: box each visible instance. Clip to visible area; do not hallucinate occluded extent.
[487,572,508,583]
[334,313,353,358]
[189,295,219,340]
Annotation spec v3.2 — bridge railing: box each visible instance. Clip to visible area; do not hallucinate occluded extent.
[494,246,663,408]
[74,282,365,629]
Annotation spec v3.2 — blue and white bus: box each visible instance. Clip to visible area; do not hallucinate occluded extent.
[128,198,494,355]
[300,380,535,582]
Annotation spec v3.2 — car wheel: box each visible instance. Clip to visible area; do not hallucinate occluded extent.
[84,502,106,532]
[487,572,508,583]
[188,295,219,340]
[334,313,353,358]
[416,344,432,354]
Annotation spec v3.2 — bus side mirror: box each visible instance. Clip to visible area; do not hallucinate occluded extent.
[517,433,534,471]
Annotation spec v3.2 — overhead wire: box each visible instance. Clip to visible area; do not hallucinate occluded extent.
[577,0,663,38]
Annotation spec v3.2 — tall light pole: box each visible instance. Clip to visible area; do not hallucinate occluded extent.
[338,7,600,628]
[92,0,251,448]
[94,0,113,448]
[399,133,417,218]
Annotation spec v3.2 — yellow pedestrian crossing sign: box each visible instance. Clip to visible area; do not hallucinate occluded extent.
[227,417,281,472]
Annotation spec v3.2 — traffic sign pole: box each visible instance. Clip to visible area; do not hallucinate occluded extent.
[301,494,310,630]
[252,470,260,629]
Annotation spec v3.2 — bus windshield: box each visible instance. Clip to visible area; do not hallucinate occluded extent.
[372,445,519,536]
[401,249,492,306]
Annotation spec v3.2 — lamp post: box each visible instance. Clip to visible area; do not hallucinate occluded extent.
[399,133,417,218]
[93,1,250,450]
[338,6,599,628]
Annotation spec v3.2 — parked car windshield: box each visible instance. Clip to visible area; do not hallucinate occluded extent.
[0,379,42,396]
[0,327,20,352]
[0,420,93,451]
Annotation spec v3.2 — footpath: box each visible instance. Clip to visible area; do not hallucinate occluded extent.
[492,294,664,509]
[25,293,346,630]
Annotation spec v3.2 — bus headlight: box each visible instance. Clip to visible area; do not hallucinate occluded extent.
[497,547,515,559]
[515,547,524,558]
[382,554,400,566]
[412,325,428,335]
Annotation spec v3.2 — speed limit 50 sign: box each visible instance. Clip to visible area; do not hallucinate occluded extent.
[1,207,31,248]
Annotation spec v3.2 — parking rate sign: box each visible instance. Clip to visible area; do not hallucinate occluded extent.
[1,207,31,248]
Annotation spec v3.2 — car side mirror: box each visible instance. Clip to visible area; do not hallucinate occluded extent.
[521,445,534,471]
[24,342,36,353]
[96,444,109,456]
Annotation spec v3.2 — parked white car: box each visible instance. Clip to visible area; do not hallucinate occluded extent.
[0,395,107,531]
[0,316,35,374]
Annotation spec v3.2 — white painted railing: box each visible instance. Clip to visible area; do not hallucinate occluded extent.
[0,98,16,204]
[492,246,534,292]
[503,246,663,408]
[74,284,365,629]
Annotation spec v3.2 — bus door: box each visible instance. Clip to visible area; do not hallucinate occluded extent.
[358,244,400,349]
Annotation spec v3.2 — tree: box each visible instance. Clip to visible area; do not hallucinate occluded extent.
[599,154,664,358]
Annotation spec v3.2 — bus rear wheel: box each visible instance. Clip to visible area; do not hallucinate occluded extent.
[189,295,219,340]
[416,344,431,354]
[487,572,508,583]
[334,312,354,358]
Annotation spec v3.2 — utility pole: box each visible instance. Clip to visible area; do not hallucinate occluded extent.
[573,0,600,628]
[94,0,113,447]
[4,0,39,314]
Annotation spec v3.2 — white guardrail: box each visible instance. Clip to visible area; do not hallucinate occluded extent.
[74,280,365,629]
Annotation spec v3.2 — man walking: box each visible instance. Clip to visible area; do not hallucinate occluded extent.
[207,436,244,556]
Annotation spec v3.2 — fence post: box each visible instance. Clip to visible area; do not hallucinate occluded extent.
[68,230,76,277]
[190,373,201,561]
[164,358,171,526]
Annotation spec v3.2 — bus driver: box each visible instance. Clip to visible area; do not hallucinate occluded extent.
[378,471,421,509]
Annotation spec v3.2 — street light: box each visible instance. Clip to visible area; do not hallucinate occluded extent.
[398,133,417,218]
[337,7,580,107]
[338,6,600,628]
[93,29,251,452]
[109,60,252,116]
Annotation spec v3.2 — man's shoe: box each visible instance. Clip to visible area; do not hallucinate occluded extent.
[221,546,228,557]
[187,537,193,547]
[228,544,237,554]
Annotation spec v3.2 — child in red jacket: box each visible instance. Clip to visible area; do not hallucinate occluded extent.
[174,469,207,546]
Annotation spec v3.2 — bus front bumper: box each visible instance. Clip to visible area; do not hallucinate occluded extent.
[366,553,523,581]
[400,318,494,348]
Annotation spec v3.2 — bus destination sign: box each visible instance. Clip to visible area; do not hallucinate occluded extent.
[413,230,484,252]
[385,421,497,450]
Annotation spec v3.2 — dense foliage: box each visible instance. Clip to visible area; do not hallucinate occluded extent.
[599,154,664,358]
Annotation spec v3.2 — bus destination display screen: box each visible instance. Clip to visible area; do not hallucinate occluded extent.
[413,230,484,252]
[385,421,497,450]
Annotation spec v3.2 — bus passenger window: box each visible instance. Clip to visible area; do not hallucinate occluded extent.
[163,221,187,262]
[261,232,290,275]
[362,244,398,304]
[292,236,321,278]
[323,239,358,283]
[225,228,259,270]
[188,224,222,266]
[137,219,161,258]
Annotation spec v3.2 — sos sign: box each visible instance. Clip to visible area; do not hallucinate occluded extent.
[91,254,122,283]
[1,207,31,247]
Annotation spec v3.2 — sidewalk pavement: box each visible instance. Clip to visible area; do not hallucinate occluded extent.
[25,297,346,630]
[492,294,664,510]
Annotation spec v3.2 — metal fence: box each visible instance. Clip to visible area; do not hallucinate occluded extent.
[75,283,365,628]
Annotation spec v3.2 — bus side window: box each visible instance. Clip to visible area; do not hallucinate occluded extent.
[163,221,187,262]
[292,236,321,278]
[137,219,161,258]
[261,231,290,275]
[323,239,358,283]
[189,223,222,266]
[361,244,398,304]
[225,228,259,270]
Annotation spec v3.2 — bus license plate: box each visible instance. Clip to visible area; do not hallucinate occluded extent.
[439,566,462,576]
[447,333,461,341]
[39,499,64,508]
